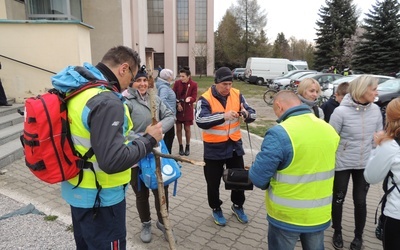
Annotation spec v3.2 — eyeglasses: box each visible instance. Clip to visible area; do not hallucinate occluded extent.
[128,66,135,82]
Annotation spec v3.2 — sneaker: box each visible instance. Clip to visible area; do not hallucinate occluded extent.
[350,237,363,250]
[140,221,152,243]
[231,204,248,224]
[212,208,227,226]
[332,231,343,249]
[156,220,176,242]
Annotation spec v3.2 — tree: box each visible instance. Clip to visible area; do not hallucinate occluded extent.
[272,33,290,58]
[314,0,358,71]
[352,0,400,75]
[214,10,244,69]
[229,0,267,63]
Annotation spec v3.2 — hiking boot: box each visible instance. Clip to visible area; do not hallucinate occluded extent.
[231,204,248,224]
[349,237,363,250]
[140,221,152,243]
[184,144,190,156]
[332,231,343,249]
[212,208,227,226]
[179,145,184,156]
[156,220,177,243]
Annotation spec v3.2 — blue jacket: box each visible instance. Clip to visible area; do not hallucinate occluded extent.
[195,85,256,160]
[156,77,177,116]
[250,104,335,233]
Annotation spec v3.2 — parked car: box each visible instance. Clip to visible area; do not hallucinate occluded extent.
[232,68,245,80]
[273,70,317,89]
[290,73,343,97]
[375,78,400,120]
[326,74,394,97]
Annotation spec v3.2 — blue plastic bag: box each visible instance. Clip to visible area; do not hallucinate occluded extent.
[138,140,182,193]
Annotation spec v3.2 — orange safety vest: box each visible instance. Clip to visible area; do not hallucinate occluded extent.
[202,87,242,143]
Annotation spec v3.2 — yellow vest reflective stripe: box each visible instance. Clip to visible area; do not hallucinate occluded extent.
[202,88,241,143]
[266,113,339,226]
[67,87,133,188]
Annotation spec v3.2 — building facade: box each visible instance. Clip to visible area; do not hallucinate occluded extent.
[0,0,214,102]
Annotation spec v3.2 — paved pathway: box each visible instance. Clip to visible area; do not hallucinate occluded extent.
[0,124,384,249]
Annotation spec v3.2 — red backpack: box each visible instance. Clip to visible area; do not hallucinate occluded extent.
[20,80,116,184]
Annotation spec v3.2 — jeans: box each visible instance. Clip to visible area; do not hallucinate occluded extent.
[331,169,369,237]
[268,223,324,250]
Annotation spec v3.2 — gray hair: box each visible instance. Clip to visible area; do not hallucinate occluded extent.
[349,75,378,102]
[160,69,174,81]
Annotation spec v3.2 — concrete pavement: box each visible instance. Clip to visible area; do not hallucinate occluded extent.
[0,124,384,249]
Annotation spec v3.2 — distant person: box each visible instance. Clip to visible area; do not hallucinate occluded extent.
[321,82,349,122]
[249,90,339,250]
[156,69,177,154]
[297,78,324,119]
[0,80,11,106]
[52,46,163,249]
[364,98,400,250]
[196,66,256,226]
[173,66,197,156]
[329,75,382,250]
[157,65,163,77]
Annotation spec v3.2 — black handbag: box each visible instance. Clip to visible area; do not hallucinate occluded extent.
[223,168,253,190]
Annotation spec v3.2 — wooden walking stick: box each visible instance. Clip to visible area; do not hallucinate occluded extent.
[147,67,177,249]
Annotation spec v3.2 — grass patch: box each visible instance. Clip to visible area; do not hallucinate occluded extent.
[44,215,58,221]
[241,120,276,137]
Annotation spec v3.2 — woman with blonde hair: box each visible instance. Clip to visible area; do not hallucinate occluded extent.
[297,78,324,119]
[329,75,383,250]
[364,97,400,250]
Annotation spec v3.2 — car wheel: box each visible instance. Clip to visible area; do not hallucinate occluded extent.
[256,77,264,85]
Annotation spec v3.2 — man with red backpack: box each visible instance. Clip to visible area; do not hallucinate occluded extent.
[52,46,163,249]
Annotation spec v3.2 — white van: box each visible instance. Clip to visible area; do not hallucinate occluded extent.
[291,60,309,70]
[244,57,298,85]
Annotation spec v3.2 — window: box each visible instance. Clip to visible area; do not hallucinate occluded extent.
[195,57,206,75]
[177,0,189,42]
[148,0,164,33]
[26,0,82,21]
[288,64,297,71]
[195,0,207,43]
[177,57,189,71]
[154,53,165,69]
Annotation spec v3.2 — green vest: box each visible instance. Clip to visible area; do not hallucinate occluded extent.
[67,87,133,189]
[266,113,339,226]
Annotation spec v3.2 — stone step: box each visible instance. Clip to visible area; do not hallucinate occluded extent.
[0,103,24,117]
[0,138,24,170]
[0,112,24,130]
[0,122,23,146]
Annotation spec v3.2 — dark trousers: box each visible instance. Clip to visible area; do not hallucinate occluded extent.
[163,126,175,154]
[0,80,7,105]
[331,169,369,237]
[131,167,169,224]
[383,216,400,250]
[71,199,127,250]
[203,151,245,209]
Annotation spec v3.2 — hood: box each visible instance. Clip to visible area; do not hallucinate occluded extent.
[155,77,170,88]
[340,93,372,110]
[52,62,106,93]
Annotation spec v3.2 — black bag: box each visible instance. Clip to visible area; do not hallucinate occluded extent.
[223,168,253,190]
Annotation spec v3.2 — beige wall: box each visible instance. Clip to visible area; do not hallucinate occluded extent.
[0,22,92,103]
[0,0,26,19]
[82,0,125,64]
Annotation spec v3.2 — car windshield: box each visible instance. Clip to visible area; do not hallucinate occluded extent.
[377,79,400,91]
[332,75,359,85]
[290,71,315,79]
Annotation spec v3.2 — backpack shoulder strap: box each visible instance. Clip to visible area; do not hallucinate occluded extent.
[312,105,320,118]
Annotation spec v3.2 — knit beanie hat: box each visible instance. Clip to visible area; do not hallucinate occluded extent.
[215,67,233,83]
[134,65,148,81]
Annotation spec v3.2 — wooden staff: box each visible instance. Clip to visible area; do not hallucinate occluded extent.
[152,150,205,167]
[148,68,176,249]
